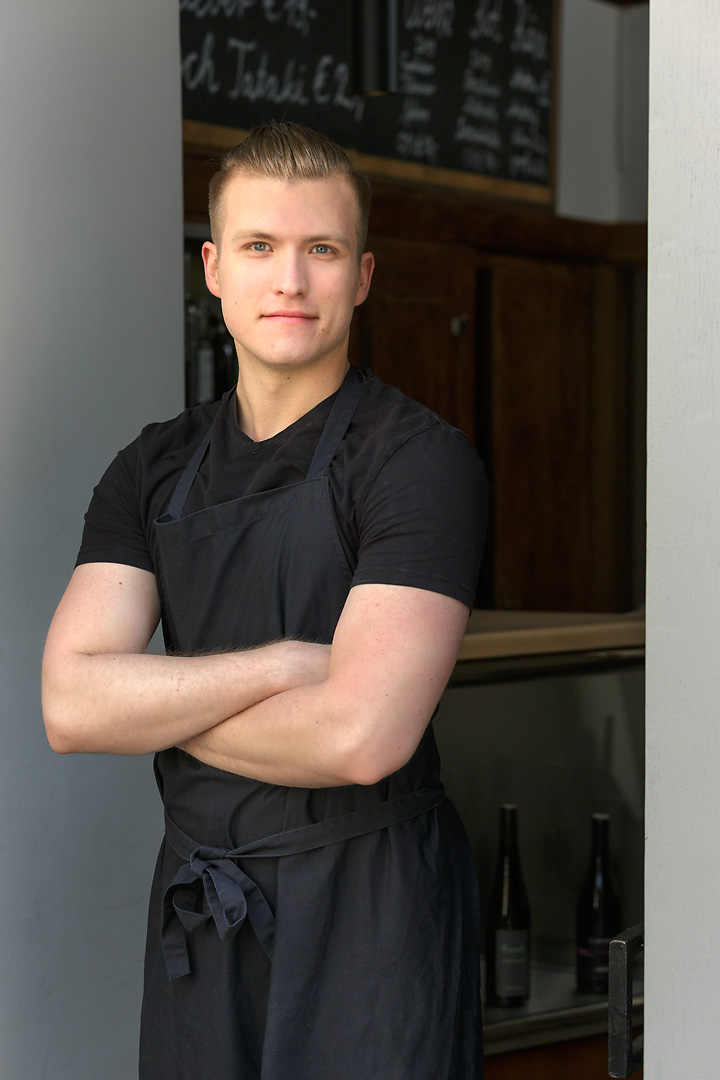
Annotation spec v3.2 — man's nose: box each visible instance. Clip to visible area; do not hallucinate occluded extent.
[273,250,308,295]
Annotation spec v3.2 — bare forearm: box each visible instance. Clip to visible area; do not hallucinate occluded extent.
[43,642,330,757]
[180,672,430,789]
[180,681,351,787]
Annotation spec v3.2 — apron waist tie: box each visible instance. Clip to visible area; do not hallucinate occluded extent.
[161,785,445,980]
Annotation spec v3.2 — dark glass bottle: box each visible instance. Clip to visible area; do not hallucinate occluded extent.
[576,813,622,994]
[485,804,531,1006]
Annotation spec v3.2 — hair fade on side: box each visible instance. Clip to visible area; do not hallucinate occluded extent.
[208,121,372,255]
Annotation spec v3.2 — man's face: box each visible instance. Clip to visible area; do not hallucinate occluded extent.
[202,173,374,377]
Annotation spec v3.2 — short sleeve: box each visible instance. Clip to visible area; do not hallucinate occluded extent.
[75,437,155,573]
[351,425,488,609]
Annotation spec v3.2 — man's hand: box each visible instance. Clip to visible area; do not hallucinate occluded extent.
[271,639,332,689]
[42,562,331,756]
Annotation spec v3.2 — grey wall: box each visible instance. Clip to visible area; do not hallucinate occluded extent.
[0,2,183,1076]
[557,0,648,222]
[645,0,720,1074]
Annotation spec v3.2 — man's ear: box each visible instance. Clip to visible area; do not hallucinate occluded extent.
[202,241,221,299]
[355,251,375,307]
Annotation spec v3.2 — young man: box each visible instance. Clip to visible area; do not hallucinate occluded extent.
[42,122,487,1078]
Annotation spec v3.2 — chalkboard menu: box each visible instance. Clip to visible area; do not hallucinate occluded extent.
[181,1,555,201]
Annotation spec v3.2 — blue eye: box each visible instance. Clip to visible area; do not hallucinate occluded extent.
[313,244,332,254]
[251,242,269,252]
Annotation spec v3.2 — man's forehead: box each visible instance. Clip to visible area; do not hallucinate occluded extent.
[221,174,358,243]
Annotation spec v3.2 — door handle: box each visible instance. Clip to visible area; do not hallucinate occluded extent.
[450,313,469,338]
[608,923,644,1078]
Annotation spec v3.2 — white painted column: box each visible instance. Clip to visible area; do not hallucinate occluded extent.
[0,3,183,1077]
[645,1,720,1075]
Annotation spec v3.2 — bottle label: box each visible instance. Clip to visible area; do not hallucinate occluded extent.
[494,929,530,998]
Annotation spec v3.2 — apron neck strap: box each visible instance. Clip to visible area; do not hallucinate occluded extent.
[306,365,366,481]
[163,367,366,523]
[164,428,212,523]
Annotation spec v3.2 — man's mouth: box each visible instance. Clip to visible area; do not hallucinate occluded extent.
[262,310,317,322]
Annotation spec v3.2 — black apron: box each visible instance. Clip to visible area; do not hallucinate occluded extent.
[139,367,482,1079]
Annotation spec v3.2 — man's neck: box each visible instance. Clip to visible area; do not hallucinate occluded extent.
[234,357,350,442]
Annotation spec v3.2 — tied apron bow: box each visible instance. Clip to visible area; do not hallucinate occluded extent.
[162,786,446,979]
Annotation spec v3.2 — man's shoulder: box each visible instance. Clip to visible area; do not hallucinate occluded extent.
[133,395,226,461]
[341,373,484,513]
[355,373,472,456]
[99,394,231,508]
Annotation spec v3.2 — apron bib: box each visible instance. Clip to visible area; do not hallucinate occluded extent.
[139,368,482,1079]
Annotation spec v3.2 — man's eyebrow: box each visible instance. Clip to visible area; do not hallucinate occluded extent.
[304,234,352,246]
[229,231,275,244]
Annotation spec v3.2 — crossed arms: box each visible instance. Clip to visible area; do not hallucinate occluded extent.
[42,562,468,788]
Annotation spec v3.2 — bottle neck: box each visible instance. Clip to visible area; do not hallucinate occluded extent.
[591,813,610,860]
[499,804,519,855]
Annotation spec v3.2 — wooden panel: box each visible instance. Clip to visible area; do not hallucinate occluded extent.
[459,609,645,660]
[478,259,635,612]
[486,260,594,610]
[367,181,647,267]
[356,235,478,441]
[485,1031,643,1080]
[587,265,634,610]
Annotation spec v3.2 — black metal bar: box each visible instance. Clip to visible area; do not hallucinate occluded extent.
[349,0,398,96]
[608,923,644,1078]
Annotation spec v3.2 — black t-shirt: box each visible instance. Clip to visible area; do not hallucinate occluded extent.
[77,374,488,610]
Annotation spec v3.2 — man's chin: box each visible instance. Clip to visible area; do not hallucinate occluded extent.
[243,350,345,377]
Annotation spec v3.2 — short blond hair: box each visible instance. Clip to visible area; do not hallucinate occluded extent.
[208,121,372,255]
